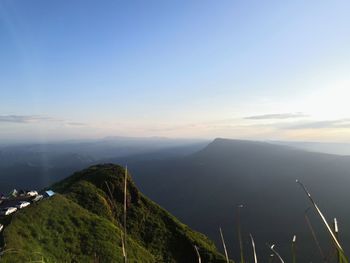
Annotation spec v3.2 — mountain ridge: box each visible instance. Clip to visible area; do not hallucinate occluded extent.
[0,164,229,263]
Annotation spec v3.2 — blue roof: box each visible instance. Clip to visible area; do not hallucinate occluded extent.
[45,190,55,197]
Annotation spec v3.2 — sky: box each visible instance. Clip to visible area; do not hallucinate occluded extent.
[1,0,350,143]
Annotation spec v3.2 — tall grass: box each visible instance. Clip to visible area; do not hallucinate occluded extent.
[123,166,128,263]
[104,166,128,263]
[121,232,126,263]
[213,179,350,263]
[249,234,257,263]
[237,205,245,263]
[219,227,230,263]
[297,180,348,263]
[304,207,326,261]
[104,181,117,214]
[333,218,341,263]
[194,245,202,263]
[268,244,285,263]
[291,235,296,263]
[104,180,126,261]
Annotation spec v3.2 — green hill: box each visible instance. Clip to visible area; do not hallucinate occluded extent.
[0,164,229,263]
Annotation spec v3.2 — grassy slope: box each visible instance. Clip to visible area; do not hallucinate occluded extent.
[1,195,154,263]
[1,164,229,263]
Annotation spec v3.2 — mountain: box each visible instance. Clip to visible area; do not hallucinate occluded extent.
[0,164,229,263]
[127,138,350,262]
[3,138,350,262]
[272,140,350,156]
[0,137,207,193]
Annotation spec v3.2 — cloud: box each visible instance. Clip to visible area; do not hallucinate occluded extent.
[0,115,87,127]
[245,113,308,120]
[66,122,87,127]
[287,119,350,130]
[0,115,55,123]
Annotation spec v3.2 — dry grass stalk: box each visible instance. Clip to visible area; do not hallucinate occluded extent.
[296,180,348,263]
[123,166,128,263]
[333,218,341,263]
[121,232,126,260]
[219,227,230,263]
[291,235,296,263]
[304,208,326,261]
[194,245,202,263]
[249,234,258,263]
[104,181,117,213]
[104,167,128,263]
[104,180,126,261]
[237,204,245,263]
[268,244,285,263]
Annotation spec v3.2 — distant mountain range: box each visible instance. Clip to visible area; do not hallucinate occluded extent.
[1,137,350,262]
[272,140,350,156]
[0,137,207,193]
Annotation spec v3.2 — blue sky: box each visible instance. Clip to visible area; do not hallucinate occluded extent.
[1,0,350,142]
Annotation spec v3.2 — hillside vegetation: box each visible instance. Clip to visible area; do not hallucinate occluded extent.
[1,164,228,263]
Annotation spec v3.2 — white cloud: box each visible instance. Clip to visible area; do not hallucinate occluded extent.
[245,113,307,120]
[0,115,56,123]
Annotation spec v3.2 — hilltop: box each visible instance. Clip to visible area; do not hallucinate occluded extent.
[0,164,229,263]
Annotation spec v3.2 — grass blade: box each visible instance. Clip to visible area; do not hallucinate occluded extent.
[267,244,285,263]
[121,232,126,261]
[237,205,245,263]
[105,179,127,262]
[104,181,117,214]
[304,207,326,261]
[219,227,230,263]
[291,235,296,263]
[194,245,202,263]
[297,180,348,263]
[249,234,258,263]
[123,166,128,263]
[334,218,341,263]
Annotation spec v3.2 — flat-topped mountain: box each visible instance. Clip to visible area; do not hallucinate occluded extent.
[129,138,350,262]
